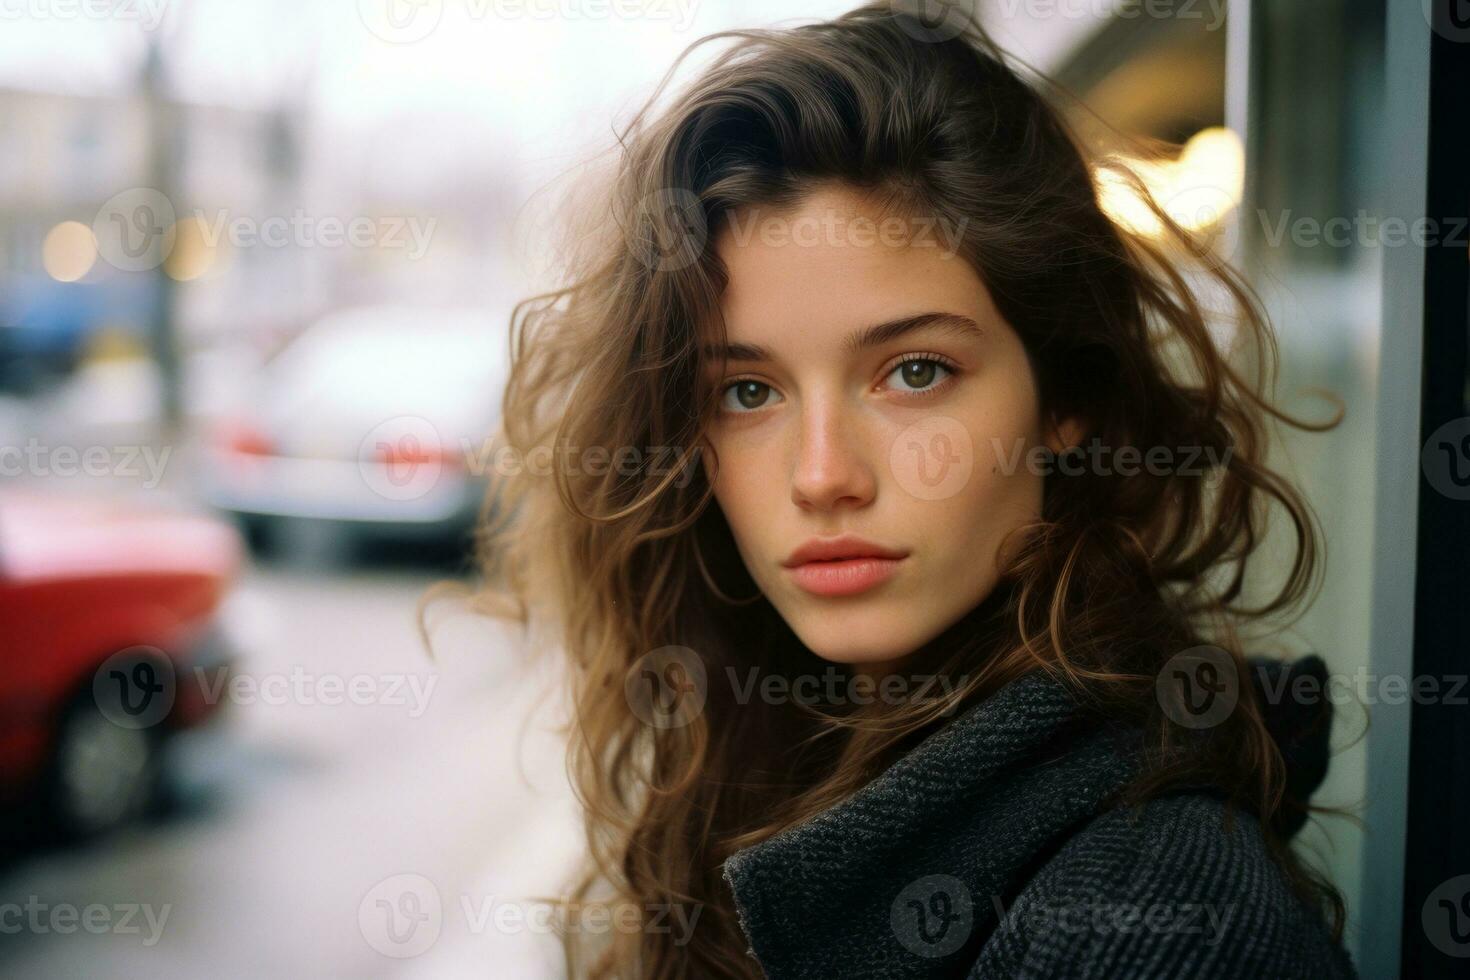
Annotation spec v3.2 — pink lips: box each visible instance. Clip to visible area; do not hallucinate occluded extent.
[781,534,909,598]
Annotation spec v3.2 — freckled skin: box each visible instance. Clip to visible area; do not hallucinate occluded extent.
[701,185,1080,669]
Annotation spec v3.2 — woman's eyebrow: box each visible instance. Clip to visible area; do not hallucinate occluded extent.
[702,312,984,362]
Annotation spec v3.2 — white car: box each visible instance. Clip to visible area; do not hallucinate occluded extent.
[200,306,511,556]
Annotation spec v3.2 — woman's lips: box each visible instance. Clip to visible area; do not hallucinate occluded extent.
[786,556,904,597]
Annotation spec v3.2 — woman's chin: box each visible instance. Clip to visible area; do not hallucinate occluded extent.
[791,624,921,669]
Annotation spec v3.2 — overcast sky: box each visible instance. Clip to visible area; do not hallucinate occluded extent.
[0,1,1103,115]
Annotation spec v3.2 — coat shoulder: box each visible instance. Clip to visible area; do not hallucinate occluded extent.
[970,792,1357,979]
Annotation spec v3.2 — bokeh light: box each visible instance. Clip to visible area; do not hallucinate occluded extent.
[41,220,99,282]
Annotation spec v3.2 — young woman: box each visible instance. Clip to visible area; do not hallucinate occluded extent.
[473,3,1357,977]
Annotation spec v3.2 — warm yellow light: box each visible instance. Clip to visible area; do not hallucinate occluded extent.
[1095,163,1169,238]
[1178,126,1245,203]
[164,216,220,282]
[42,221,98,282]
[1095,126,1245,240]
[85,325,148,362]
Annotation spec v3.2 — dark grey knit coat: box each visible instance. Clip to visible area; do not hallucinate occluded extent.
[722,662,1357,979]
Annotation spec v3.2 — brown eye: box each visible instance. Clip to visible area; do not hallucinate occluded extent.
[885,358,951,393]
[721,380,781,412]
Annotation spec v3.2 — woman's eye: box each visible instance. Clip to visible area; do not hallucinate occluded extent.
[885,358,952,393]
[721,379,782,412]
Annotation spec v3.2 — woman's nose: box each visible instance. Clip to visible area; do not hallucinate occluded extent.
[789,397,877,512]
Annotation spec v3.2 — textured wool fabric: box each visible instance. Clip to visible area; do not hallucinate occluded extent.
[721,663,1357,979]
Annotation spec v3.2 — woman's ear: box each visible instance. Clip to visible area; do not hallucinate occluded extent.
[1043,415,1087,455]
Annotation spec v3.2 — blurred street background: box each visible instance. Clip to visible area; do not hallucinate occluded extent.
[1,555,585,977]
[0,0,1438,977]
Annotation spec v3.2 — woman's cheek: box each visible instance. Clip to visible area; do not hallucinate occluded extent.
[708,447,767,555]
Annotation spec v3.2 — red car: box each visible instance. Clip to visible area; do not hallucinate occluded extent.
[0,488,242,837]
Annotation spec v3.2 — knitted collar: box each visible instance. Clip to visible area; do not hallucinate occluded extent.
[720,669,1146,980]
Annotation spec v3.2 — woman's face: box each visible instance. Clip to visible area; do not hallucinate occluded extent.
[701,183,1074,668]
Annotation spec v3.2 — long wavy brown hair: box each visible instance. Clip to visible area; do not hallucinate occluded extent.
[465,3,1346,976]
